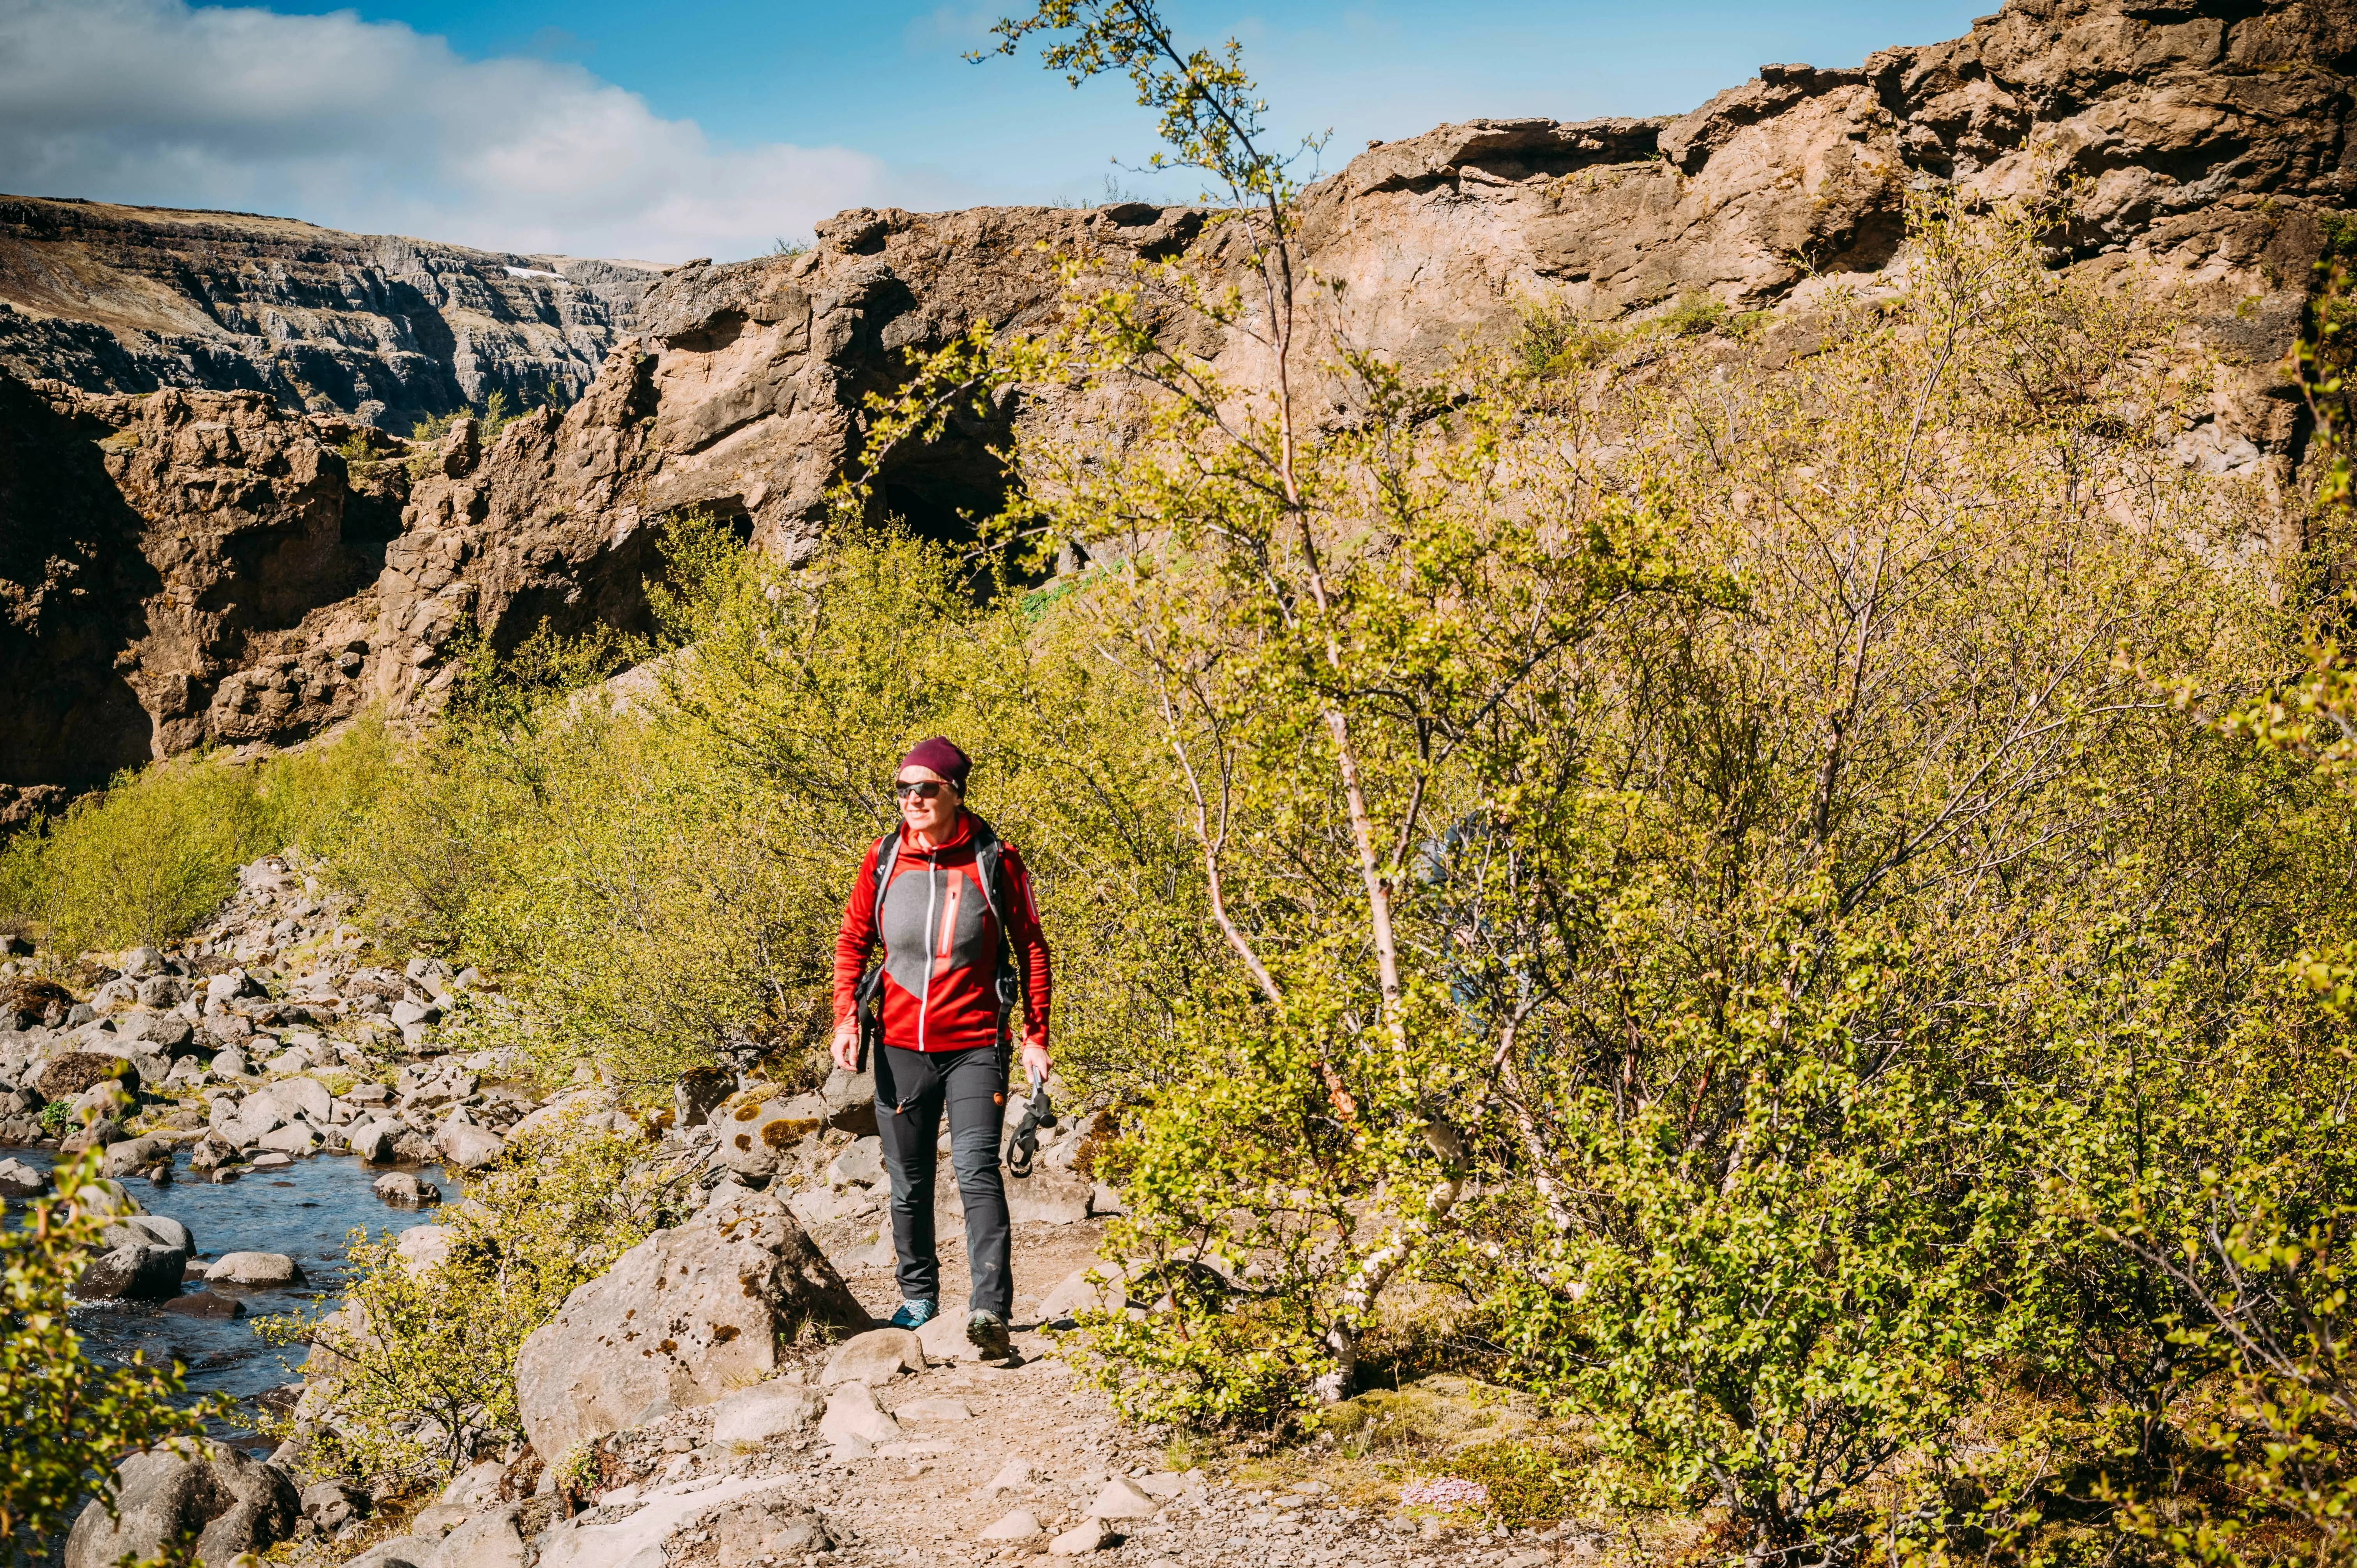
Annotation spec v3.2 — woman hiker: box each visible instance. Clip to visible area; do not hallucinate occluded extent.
[832,736,1052,1358]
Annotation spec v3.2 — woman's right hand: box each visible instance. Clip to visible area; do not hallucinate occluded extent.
[831,1017,861,1073]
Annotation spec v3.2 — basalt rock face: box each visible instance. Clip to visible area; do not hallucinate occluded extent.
[1277,0,2352,460]
[0,374,158,800]
[370,341,671,714]
[0,195,657,431]
[564,0,2351,554]
[362,200,1203,562]
[0,0,2347,804]
[0,379,401,795]
[0,360,670,799]
[616,202,1200,555]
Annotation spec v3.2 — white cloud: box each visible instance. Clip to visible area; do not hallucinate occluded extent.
[0,0,890,262]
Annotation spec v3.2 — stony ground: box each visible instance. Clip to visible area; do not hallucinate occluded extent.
[0,852,591,1197]
[783,1259,1576,1568]
[338,1204,1583,1568]
[1,853,1591,1567]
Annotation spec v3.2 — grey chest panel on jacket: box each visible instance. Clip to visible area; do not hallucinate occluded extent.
[877,860,993,999]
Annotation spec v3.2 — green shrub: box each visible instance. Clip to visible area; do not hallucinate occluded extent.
[1076,1278,1330,1432]
[2,756,272,956]
[0,719,396,959]
[262,1115,691,1487]
[0,1150,223,1549]
[1510,298,1622,379]
[409,389,515,447]
[334,431,382,486]
[405,391,524,481]
[1656,288,1728,336]
[260,713,400,865]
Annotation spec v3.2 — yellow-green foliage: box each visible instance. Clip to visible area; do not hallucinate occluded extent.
[0,719,395,958]
[329,519,1210,1099]
[952,12,2354,1557]
[410,389,514,447]
[334,431,382,486]
[1510,297,1622,380]
[262,1115,689,1487]
[265,715,400,858]
[405,392,520,480]
[0,758,270,956]
[0,1151,224,1546]
[1654,288,1728,336]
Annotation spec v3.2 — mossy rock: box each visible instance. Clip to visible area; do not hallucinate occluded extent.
[715,1086,828,1173]
[718,1084,773,1118]
[36,1051,133,1100]
[1,976,75,1021]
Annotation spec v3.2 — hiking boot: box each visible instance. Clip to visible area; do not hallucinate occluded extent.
[966,1309,1013,1360]
[888,1298,938,1330]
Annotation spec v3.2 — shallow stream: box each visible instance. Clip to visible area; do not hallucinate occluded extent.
[9,1147,452,1453]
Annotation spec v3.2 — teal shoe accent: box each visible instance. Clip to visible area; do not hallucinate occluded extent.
[889,1298,938,1330]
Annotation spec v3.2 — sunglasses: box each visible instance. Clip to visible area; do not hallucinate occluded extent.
[894,779,952,800]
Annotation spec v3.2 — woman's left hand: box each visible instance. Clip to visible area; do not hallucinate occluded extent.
[1021,1041,1051,1084]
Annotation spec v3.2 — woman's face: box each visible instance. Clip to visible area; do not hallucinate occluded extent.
[896,766,961,838]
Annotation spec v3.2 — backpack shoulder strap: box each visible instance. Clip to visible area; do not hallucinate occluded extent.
[866,829,901,941]
[966,814,1006,924]
[856,830,901,1010]
[963,815,1021,1021]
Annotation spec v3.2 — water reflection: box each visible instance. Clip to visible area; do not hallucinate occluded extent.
[5,1147,453,1450]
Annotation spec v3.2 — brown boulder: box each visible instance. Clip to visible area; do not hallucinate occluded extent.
[512,1188,864,1459]
[36,1052,128,1100]
[717,1091,825,1179]
[64,1443,299,1568]
[0,975,74,1022]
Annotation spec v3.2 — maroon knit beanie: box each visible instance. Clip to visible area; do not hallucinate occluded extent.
[899,736,971,791]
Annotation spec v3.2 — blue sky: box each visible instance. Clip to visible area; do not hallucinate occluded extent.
[0,0,1986,260]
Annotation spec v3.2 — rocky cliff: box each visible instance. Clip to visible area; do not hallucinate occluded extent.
[494,0,2353,556]
[0,196,657,432]
[2,0,2349,808]
[0,370,673,815]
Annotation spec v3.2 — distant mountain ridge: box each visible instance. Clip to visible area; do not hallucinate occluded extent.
[0,196,660,431]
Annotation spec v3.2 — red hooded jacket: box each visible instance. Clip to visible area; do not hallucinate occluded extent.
[833,813,1052,1054]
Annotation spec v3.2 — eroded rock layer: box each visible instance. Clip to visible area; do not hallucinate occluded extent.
[0,365,665,802]
[0,196,657,431]
[572,0,2355,553]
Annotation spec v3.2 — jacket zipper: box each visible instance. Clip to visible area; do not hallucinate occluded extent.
[938,882,962,958]
[916,858,938,1051]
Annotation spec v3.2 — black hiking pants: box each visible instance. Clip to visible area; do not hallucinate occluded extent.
[873,1043,1012,1318]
